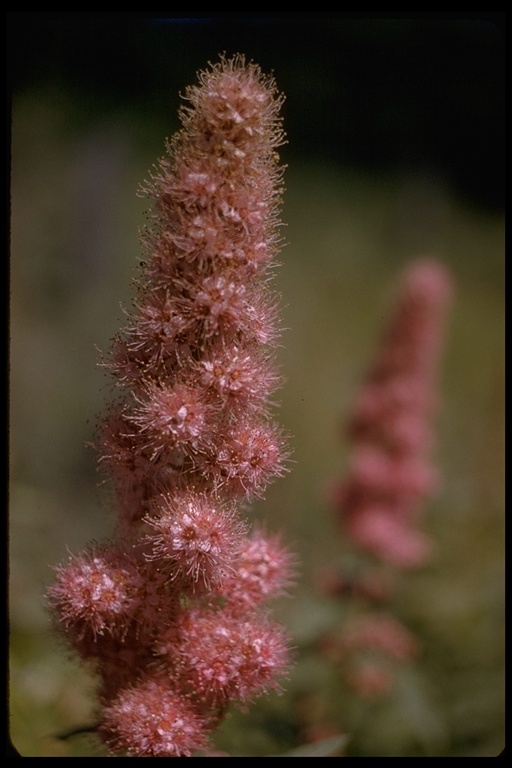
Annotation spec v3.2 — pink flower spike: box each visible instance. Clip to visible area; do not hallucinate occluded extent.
[46,55,293,756]
[332,258,452,569]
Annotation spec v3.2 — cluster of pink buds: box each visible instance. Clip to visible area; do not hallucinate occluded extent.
[47,55,294,757]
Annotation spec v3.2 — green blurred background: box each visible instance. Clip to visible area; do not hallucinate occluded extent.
[8,13,504,756]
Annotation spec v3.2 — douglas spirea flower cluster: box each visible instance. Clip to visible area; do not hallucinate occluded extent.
[46,55,295,758]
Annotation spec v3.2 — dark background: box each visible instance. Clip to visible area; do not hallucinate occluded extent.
[8,12,505,211]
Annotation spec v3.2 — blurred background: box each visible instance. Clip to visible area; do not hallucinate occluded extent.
[8,13,504,756]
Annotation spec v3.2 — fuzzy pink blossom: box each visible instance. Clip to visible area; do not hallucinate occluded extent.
[158,606,290,708]
[99,676,210,757]
[217,528,296,606]
[207,417,289,499]
[46,544,144,642]
[198,343,282,413]
[128,381,212,461]
[46,55,294,758]
[144,490,247,589]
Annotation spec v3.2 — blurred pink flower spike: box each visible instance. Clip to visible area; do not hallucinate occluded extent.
[333,258,453,569]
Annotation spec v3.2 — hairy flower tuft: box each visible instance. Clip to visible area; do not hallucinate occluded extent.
[160,606,290,707]
[99,676,210,757]
[218,528,296,606]
[129,382,211,459]
[47,544,144,642]
[210,418,289,499]
[144,490,247,589]
[199,343,282,413]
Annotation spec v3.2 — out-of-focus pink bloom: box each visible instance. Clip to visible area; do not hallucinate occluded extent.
[344,659,394,699]
[320,260,452,712]
[333,258,453,569]
[335,613,419,661]
[345,503,434,569]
